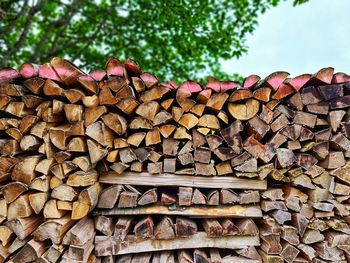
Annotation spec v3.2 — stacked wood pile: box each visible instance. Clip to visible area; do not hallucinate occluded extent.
[0,58,350,262]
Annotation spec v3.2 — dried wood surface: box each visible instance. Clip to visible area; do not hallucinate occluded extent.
[95,233,260,256]
[100,171,267,189]
[94,204,262,218]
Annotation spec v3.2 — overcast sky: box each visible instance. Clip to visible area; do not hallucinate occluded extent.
[222,0,350,78]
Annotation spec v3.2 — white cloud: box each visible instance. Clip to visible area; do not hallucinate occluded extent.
[222,0,350,78]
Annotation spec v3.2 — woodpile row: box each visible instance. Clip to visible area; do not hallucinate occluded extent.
[0,58,350,262]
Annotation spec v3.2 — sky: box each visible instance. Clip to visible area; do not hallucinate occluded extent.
[222,0,350,78]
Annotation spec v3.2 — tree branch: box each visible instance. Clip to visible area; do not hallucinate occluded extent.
[30,0,82,63]
[2,0,46,66]
[41,20,106,63]
[0,0,29,35]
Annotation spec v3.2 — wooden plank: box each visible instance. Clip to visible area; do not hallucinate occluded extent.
[93,204,262,218]
[99,172,267,190]
[95,233,260,256]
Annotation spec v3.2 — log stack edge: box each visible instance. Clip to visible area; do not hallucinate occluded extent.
[0,58,350,262]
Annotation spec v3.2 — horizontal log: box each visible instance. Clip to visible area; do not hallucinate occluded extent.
[93,204,262,218]
[99,172,267,190]
[95,233,260,256]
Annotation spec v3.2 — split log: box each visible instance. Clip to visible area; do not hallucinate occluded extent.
[134,216,154,238]
[138,188,158,206]
[7,215,43,240]
[191,189,207,205]
[72,183,102,220]
[154,216,175,240]
[33,216,74,244]
[228,99,260,120]
[220,218,240,235]
[114,217,133,241]
[202,219,223,237]
[11,239,47,262]
[97,185,123,209]
[175,217,197,237]
[118,191,139,208]
[95,216,114,236]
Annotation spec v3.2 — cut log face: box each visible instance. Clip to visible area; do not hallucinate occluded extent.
[97,185,123,209]
[154,216,175,240]
[178,187,193,206]
[175,217,197,237]
[134,216,154,238]
[228,99,260,120]
[114,217,133,241]
[202,219,223,237]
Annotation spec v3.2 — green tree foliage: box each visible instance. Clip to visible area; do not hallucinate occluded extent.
[0,0,306,81]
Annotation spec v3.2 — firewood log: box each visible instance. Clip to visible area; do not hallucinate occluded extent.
[11,239,47,263]
[43,199,66,219]
[154,216,175,240]
[94,216,114,236]
[72,183,102,220]
[138,188,158,206]
[228,99,259,120]
[280,242,299,263]
[118,191,139,208]
[134,216,154,238]
[114,217,133,241]
[202,219,223,237]
[7,215,43,240]
[97,185,123,209]
[7,194,33,220]
[178,187,193,206]
[175,217,197,237]
[33,215,74,244]
[28,192,48,214]
[178,250,193,263]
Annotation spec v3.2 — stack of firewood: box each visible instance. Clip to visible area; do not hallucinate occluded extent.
[0,57,350,262]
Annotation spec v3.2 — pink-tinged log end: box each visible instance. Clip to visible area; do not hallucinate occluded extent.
[265,71,290,90]
[176,81,201,103]
[105,58,124,77]
[19,63,39,79]
[220,81,238,93]
[125,59,142,76]
[50,57,85,86]
[243,74,261,90]
[89,69,106,82]
[161,81,177,90]
[206,77,221,92]
[287,74,311,91]
[77,75,99,94]
[332,72,350,84]
[39,63,62,82]
[168,81,178,89]
[314,67,334,84]
[0,67,20,84]
[181,81,202,94]
[198,89,212,97]
[140,72,158,89]
[271,83,295,100]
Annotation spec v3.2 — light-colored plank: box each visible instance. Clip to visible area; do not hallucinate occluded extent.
[99,172,267,190]
[222,257,260,263]
[95,233,260,256]
[93,204,262,218]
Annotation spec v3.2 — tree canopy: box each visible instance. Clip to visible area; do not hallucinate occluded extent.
[0,0,307,81]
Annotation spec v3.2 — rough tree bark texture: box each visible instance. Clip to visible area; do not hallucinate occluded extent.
[0,58,349,262]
